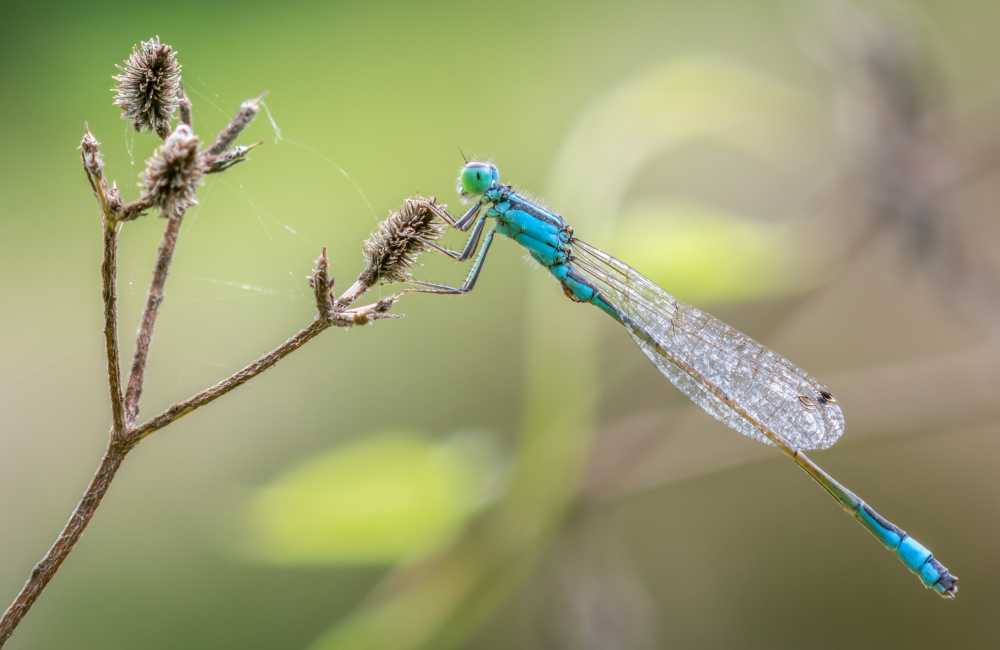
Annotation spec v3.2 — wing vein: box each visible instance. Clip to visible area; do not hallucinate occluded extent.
[570,238,845,450]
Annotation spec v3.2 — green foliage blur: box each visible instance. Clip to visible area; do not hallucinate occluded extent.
[2,0,1000,648]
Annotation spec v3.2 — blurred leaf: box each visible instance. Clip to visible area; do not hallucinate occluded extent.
[236,430,503,566]
[615,200,822,303]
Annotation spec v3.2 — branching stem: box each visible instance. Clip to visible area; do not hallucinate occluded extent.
[123,213,183,423]
[102,221,126,435]
[0,65,437,645]
[0,440,130,646]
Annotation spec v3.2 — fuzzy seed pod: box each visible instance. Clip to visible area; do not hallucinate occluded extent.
[138,124,206,218]
[112,37,181,139]
[359,198,447,285]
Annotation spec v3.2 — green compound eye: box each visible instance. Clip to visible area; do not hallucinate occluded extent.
[459,162,498,196]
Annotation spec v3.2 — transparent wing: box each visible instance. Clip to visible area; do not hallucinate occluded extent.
[571,239,845,450]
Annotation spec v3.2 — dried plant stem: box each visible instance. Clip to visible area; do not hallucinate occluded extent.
[132,316,330,442]
[2,48,444,642]
[334,279,370,308]
[205,92,266,156]
[128,294,401,442]
[177,81,192,127]
[0,439,130,646]
[102,222,126,434]
[124,213,183,423]
[1,90,278,644]
[0,219,128,642]
[0,217,407,647]
[0,293,395,648]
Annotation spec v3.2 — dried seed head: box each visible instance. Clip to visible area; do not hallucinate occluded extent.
[80,125,113,216]
[112,36,181,139]
[138,124,206,218]
[79,126,104,178]
[107,182,124,214]
[359,198,447,286]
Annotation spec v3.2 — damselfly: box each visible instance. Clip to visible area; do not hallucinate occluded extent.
[410,160,957,597]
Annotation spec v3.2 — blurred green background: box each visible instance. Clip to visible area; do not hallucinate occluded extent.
[3,0,1000,647]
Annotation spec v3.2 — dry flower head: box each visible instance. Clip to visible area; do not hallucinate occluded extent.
[138,124,206,218]
[112,36,181,139]
[359,198,447,285]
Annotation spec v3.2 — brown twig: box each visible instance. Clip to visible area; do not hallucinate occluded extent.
[178,80,192,128]
[0,237,409,644]
[123,213,183,423]
[82,127,127,434]
[0,239,409,648]
[130,278,402,443]
[205,91,267,157]
[0,439,131,646]
[134,316,329,441]
[0,38,447,643]
[102,222,126,435]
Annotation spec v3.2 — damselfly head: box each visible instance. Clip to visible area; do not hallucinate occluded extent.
[458,161,499,198]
